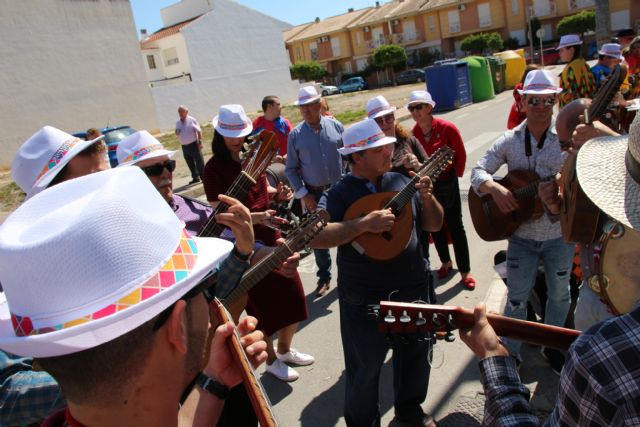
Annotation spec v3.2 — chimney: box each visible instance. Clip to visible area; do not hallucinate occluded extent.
[348,7,354,12]
[140,28,148,38]
[375,1,380,7]
[315,17,320,23]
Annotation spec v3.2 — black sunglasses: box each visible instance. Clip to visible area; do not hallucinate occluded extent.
[140,160,177,177]
[152,270,218,331]
[527,96,556,107]
[408,104,426,112]
[374,114,395,125]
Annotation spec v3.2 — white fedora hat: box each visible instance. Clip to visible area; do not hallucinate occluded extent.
[12,126,104,198]
[0,167,232,357]
[405,90,436,109]
[295,86,321,106]
[577,114,640,231]
[338,118,396,155]
[517,70,562,95]
[599,43,623,60]
[366,95,397,119]
[116,130,176,167]
[556,34,582,50]
[212,104,253,138]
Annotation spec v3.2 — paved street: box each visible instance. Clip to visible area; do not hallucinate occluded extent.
[200,88,562,426]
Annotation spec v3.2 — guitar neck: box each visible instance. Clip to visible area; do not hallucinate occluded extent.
[378,302,580,351]
[585,64,623,124]
[211,299,278,427]
[199,172,256,238]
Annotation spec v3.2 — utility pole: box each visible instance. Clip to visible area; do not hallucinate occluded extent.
[524,0,534,62]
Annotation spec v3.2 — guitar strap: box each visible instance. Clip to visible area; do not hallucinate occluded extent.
[524,126,549,157]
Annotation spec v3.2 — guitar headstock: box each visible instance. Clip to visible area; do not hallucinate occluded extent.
[587,64,625,122]
[286,209,330,252]
[369,301,471,342]
[419,146,454,181]
[240,130,278,179]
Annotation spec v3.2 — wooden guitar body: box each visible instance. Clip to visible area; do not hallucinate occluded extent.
[560,151,600,244]
[468,170,543,242]
[344,192,414,262]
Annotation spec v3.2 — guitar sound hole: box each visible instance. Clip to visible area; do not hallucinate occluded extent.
[382,231,393,241]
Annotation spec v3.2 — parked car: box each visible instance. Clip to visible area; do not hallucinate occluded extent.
[73,125,137,168]
[395,68,425,85]
[338,76,368,93]
[320,84,339,96]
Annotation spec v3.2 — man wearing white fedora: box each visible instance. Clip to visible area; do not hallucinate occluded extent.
[0,167,267,426]
[286,86,345,297]
[459,113,640,426]
[312,118,443,427]
[471,70,575,374]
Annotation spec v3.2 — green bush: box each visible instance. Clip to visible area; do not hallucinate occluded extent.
[461,32,503,54]
[557,10,595,37]
[290,61,327,81]
[372,44,407,69]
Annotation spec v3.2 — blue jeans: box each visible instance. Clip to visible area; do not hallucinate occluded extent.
[339,285,432,427]
[504,236,574,355]
[310,189,331,283]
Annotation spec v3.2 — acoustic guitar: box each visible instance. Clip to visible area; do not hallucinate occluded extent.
[221,210,330,320]
[370,301,581,351]
[343,146,454,262]
[199,130,278,238]
[559,64,624,244]
[210,299,279,427]
[468,170,555,242]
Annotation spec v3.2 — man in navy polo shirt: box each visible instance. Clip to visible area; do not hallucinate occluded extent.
[312,118,443,427]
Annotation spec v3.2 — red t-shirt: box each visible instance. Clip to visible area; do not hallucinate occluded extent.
[202,155,279,245]
[412,117,466,178]
[252,116,292,156]
[507,83,526,130]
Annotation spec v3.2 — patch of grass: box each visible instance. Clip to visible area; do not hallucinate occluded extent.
[334,109,367,125]
[0,182,25,211]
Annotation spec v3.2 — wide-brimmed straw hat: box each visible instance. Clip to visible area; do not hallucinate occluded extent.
[598,43,623,60]
[338,118,396,155]
[517,70,562,95]
[0,167,232,357]
[212,104,253,138]
[116,130,176,167]
[577,113,640,230]
[295,86,321,106]
[366,95,397,119]
[12,126,104,199]
[556,34,582,50]
[405,90,436,109]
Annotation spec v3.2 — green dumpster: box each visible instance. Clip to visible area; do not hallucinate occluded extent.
[485,56,506,94]
[461,56,495,102]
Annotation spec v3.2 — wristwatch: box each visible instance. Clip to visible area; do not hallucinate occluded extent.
[195,372,230,400]
[232,245,253,261]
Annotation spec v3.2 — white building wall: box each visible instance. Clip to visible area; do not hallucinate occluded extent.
[151,0,298,131]
[161,0,213,27]
[0,0,159,168]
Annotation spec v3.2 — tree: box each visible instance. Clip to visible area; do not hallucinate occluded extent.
[460,32,504,54]
[556,10,596,38]
[529,17,541,46]
[372,44,407,84]
[594,0,611,48]
[289,61,327,81]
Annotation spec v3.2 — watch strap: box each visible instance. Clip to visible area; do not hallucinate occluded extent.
[195,372,230,400]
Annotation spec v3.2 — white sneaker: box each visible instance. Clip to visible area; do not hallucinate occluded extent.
[276,348,315,366]
[265,359,299,382]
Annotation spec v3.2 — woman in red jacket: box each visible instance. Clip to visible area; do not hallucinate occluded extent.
[408,90,475,290]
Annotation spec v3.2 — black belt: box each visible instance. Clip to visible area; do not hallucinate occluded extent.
[306,184,331,192]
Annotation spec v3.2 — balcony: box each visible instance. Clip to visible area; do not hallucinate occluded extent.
[366,38,387,50]
[310,49,319,61]
[449,22,461,33]
[392,31,419,45]
[479,17,491,28]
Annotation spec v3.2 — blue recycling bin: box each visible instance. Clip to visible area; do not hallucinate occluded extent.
[424,60,473,112]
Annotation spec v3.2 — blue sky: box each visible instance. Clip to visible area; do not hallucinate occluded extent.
[130,0,380,35]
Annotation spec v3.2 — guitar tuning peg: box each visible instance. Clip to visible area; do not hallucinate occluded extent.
[444,331,456,343]
[384,310,396,324]
[400,310,411,323]
[415,312,426,327]
[444,314,456,342]
[367,304,380,320]
[431,313,442,329]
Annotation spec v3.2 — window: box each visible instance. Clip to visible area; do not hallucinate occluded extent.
[448,10,460,33]
[428,15,435,32]
[569,0,594,8]
[296,47,302,60]
[478,3,491,28]
[309,41,318,61]
[511,0,518,15]
[164,47,179,66]
[331,37,341,57]
[146,54,156,70]
[404,20,417,41]
[355,32,362,47]
[610,10,630,31]
[343,61,352,74]
[356,58,368,71]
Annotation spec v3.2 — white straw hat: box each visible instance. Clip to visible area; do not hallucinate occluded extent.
[598,43,623,60]
[0,167,232,357]
[577,114,640,231]
[405,90,436,109]
[338,118,396,155]
[366,95,397,119]
[517,70,562,95]
[116,130,176,167]
[212,104,253,138]
[556,34,582,50]
[12,126,104,199]
[295,86,321,106]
